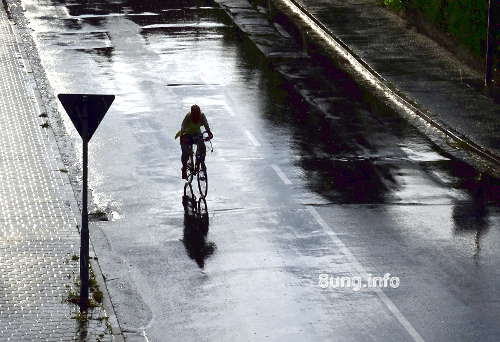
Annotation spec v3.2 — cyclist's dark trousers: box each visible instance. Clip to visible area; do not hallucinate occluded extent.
[181,140,206,167]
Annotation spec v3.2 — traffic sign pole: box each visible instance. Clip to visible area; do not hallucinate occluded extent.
[80,100,90,312]
[57,93,115,313]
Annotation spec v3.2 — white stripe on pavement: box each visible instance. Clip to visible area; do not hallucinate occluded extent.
[307,207,425,342]
[271,164,292,185]
[199,72,216,90]
[224,103,236,117]
[244,130,261,147]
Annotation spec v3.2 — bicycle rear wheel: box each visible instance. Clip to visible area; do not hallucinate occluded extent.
[197,163,208,198]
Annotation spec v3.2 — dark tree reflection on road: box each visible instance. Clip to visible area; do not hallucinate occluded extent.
[452,174,496,259]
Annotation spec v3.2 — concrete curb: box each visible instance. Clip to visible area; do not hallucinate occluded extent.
[3,5,125,341]
[268,0,500,177]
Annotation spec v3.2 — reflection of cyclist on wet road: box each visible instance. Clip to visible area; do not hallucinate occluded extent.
[182,194,215,269]
[175,104,213,179]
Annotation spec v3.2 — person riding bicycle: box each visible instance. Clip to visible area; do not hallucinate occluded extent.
[175,104,213,179]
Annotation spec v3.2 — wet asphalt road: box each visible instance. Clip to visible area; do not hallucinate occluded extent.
[20,0,500,341]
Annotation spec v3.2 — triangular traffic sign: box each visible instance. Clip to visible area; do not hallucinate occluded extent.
[58,94,115,141]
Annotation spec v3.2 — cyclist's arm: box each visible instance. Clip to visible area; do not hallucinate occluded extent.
[181,114,190,132]
[201,113,213,138]
[175,115,188,138]
[175,114,190,138]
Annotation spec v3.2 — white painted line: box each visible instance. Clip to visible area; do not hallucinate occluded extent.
[307,207,425,342]
[271,164,292,185]
[224,89,239,107]
[142,329,150,342]
[200,73,210,84]
[224,103,236,117]
[244,130,261,147]
[199,72,216,90]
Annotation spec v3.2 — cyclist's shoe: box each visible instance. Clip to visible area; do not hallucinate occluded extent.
[181,167,187,180]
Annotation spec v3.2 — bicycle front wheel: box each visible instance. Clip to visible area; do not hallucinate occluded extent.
[197,165,208,198]
[186,156,194,184]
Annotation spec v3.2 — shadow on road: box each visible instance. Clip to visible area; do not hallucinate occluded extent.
[182,185,216,269]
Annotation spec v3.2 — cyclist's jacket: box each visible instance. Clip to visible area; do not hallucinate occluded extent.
[175,112,210,139]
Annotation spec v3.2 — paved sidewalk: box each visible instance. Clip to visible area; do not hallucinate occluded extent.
[0,8,110,341]
[276,0,500,170]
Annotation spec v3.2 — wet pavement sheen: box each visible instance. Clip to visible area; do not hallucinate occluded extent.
[19,0,500,340]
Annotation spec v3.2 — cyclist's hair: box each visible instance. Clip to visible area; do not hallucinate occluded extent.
[191,104,201,116]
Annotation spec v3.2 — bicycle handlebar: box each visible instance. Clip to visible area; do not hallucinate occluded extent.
[201,131,214,152]
[201,131,212,141]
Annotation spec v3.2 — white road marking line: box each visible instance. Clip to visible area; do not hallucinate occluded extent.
[224,103,235,117]
[244,130,261,147]
[307,207,425,342]
[271,164,292,185]
[142,329,150,342]
[224,89,239,107]
[199,72,217,90]
[200,72,209,83]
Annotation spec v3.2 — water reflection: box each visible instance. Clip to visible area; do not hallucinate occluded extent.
[257,71,399,203]
[182,184,216,268]
[452,175,495,259]
[42,0,230,75]
[254,53,500,208]
[49,0,228,30]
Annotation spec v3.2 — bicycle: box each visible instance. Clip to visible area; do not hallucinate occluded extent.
[185,131,213,198]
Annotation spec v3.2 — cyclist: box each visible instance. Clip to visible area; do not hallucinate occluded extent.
[175,104,213,179]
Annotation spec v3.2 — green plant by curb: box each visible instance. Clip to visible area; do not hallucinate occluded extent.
[381,0,490,58]
[65,266,104,308]
[383,0,405,11]
[66,289,80,305]
[64,266,111,338]
[71,311,88,323]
